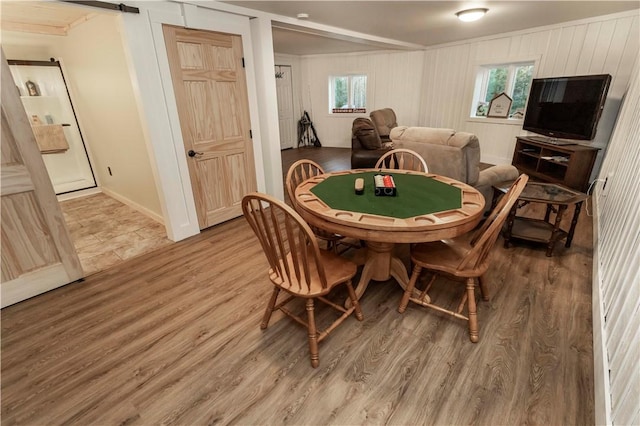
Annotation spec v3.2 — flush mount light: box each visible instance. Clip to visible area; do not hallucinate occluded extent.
[456,8,488,22]
[296,13,309,19]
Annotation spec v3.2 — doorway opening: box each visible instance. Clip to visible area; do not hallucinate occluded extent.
[2,2,173,276]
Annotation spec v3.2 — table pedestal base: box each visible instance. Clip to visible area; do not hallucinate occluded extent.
[346,241,429,307]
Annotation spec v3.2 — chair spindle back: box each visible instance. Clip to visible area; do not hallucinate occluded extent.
[375,148,429,172]
[242,193,328,292]
[285,159,325,205]
[458,174,529,271]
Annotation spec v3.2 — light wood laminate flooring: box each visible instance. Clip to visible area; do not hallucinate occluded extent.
[1,147,594,425]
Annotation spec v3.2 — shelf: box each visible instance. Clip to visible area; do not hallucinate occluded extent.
[515,155,538,171]
[537,166,567,181]
[539,158,569,167]
[520,147,541,155]
[518,151,540,159]
[511,217,569,244]
[512,136,599,191]
[31,124,69,154]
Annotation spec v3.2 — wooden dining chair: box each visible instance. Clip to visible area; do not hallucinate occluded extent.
[242,192,364,368]
[398,174,529,342]
[285,159,325,203]
[285,159,345,252]
[375,148,429,172]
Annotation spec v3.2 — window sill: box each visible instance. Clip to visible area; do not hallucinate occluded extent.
[467,117,523,126]
[328,113,368,118]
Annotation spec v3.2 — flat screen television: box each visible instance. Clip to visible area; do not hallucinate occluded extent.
[522,74,611,141]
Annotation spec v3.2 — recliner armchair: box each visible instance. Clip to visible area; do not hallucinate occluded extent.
[369,108,398,143]
[350,117,392,169]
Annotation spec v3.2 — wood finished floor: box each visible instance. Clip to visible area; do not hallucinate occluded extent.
[1,147,594,425]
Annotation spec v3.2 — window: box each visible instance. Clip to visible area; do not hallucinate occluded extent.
[329,74,367,114]
[472,62,534,119]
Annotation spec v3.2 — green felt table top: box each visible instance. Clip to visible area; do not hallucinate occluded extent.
[309,171,462,219]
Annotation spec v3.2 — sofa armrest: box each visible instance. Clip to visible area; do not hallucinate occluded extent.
[477,164,520,188]
[476,165,520,210]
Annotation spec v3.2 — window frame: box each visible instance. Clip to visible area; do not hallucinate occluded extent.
[469,59,537,123]
[328,74,368,115]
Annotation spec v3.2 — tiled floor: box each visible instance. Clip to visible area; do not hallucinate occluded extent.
[60,193,173,275]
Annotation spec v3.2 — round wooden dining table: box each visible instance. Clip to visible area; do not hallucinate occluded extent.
[294,169,486,302]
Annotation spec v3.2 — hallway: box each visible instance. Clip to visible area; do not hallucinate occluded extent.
[60,193,172,275]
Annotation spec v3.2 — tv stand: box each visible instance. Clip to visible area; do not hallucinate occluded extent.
[526,136,576,146]
[512,136,599,191]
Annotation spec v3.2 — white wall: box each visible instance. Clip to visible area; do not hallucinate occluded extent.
[291,10,639,179]
[1,33,53,58]
[59,14,162,219]
[295,50,425,148]
[592,60,639,426]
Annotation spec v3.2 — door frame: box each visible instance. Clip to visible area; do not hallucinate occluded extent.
[117,2,277,241]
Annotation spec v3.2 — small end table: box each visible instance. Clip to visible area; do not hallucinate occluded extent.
[492,181,589,257]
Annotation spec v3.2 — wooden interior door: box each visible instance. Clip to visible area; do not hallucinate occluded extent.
[163,25,257,229]
[276,65,295,149]
[1,50,83,308]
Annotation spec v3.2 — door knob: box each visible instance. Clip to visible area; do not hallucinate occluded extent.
[188,150,203,157]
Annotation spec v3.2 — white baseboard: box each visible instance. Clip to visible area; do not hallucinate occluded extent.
[591,187,612,426]
[100,187,165,225]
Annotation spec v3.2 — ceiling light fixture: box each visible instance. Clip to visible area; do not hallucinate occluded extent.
[296,13,309,19]
[456,8,488,22]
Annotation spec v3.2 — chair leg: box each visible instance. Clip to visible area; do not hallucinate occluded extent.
[478,275,489,301]
[466,278,479,343]
[306,299,320,368]
[261,287,280,329]
[345,281,364,321]
[398,265,422,313]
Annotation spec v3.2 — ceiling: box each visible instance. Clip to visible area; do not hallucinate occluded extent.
[224,1,640,54]
[1,1,638,54]
[0,1,100,36]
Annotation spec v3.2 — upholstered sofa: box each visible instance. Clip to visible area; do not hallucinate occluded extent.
[389,126,519,209]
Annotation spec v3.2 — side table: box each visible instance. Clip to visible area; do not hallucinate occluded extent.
[492,181,589,256]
